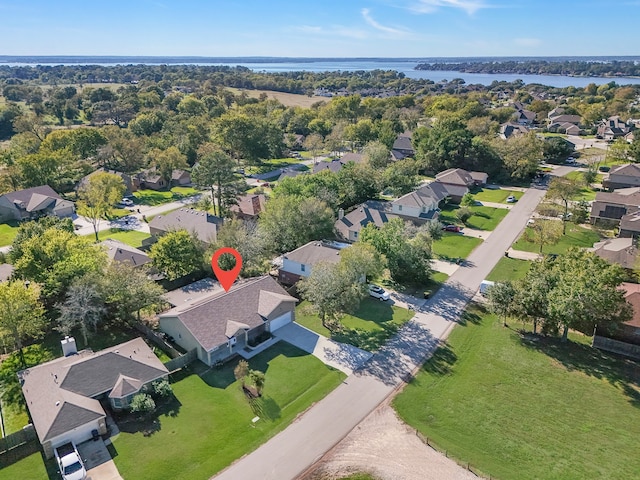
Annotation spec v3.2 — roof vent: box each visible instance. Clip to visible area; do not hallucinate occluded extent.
[55,401,60,407]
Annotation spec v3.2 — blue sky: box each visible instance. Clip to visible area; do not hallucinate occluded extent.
[1,0,639,57]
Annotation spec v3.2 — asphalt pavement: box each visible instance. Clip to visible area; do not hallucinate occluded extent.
[212,186,548,480]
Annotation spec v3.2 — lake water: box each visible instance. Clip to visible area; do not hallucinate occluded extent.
[3,58,640,88]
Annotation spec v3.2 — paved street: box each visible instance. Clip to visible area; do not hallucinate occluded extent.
[213,186,547,480]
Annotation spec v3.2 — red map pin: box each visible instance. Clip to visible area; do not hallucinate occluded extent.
[211,247,243,292]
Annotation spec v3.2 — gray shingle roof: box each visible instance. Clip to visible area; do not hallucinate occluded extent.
[608,164,640,179]
[100,239,151,267]
[435,168,475,187]
[591,237,637,269]
[284,241,343,266]
[19,338,168,443]
[393,182,449,209]
[159,276,297,351]
[149,208,222,243]
[335,200,398,238]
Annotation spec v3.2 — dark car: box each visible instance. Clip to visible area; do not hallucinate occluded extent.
[442,225,461,232]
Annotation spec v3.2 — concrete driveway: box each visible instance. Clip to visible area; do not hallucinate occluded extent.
[274,322,372,375]
[77,439,123,480]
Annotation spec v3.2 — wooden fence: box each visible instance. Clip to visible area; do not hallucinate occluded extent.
[134,323,182,359]
[0,424,39,465]
[164,349,198,372]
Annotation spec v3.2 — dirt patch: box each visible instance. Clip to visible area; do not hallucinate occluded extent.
[228,88,328,108]
[302,403,477,480]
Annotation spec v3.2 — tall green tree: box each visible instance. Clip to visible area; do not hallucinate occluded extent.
[148,146,189,188]
[56,278,106,345]
[214,218,269,277]
[77,171,127,242]
[363,141,391,169]
[0,281,46,367]
[339,242,386,284]
[149,230,205,281]
[192,144,237,216]
[547,177,581,234]
[491,132,544,180]
[525,218,563,253]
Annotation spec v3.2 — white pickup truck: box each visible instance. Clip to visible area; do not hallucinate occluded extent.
[55,442,87,480]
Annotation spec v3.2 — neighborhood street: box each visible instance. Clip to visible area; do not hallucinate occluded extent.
[213,186,547,480]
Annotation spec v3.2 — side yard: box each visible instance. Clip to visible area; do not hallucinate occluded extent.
[438,205,508,231]
[393,304,640,480]
[432,234,482,260]
[86,228,152,248]
[511,223,601,255]
[112,342,345,480]
[0,221,20,247]
[471,188,524,204]
[133,186,201,206]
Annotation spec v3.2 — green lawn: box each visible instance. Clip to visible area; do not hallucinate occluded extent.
[432,233,482,260]
[472,188,524,204]
[133,186,201,206]
[296,298,413,351]
[112,342,345,480]
[0,221,20,247]
[512,224,601,255]
[87,228,151,248]
[563,171,599,201]
[438,205,509,231]
[485,257,531,282]
[393,305,640,480]
[0,452,51,480]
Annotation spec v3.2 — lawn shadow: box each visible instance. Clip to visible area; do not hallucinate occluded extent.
[113,394,182,436]
[346,300,395,324]
[421,342,457,376]
[248,395,282,421]
[332,323,399,352]
[519,334,640,407]
[106,442,118,460]
[422,281,476,324]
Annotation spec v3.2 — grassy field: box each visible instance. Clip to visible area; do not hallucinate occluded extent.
[89,228,151,248]
[0,452,52,480]
[296,298,413,352]
[393,305,640,480]
[512,224,601,255]
[112,342,344,480]
[226,87,328,108]
[133,186,200,206]
[472,188,524,204]
[0,221,20,247]
[485,257,531,282]
[432,233,482,260]
[438,205,508,231]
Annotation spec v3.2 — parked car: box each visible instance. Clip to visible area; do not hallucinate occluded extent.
[506,195,516,203]
[368,284,390,301]
[442,225,461,232]
[55,442,86,480]
[119,198,134,207]
[599,166,610,172]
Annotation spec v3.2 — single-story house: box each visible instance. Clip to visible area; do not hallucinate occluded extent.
[171,169,192,187]
[19,337,168,458]
[597,116,632,140]
[159,276,298,366]
[434,168,488,202]
[500,122,529,139]
[279,240,347,284]
[149,208,222,245]
[78,168,135,196]
[590,237,638,270]
[625,131,636,144]
[100,238,152,268]
[548,122,580,135]
[593,283,640,360]
[619,211,640,238]
[514,108,536,125]
[589,188,640,223]
[278,169,304,182]
[134,169,167,191]
[335,200,398,242]
[391,182,448,219]
[602,164,640,190]
[229,194,266,220]
[0,185,75,223]
[312,153,363,174]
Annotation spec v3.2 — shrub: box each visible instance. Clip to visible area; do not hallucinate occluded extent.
[460,193,475,207]
[152,379,172,398]
[456,206,473,224]
[130,393,155,413]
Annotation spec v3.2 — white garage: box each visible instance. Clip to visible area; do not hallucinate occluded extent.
[268,311,293,332]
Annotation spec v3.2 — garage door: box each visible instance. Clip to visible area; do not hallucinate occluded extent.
[269,312,292,332]
[52,420,101,449]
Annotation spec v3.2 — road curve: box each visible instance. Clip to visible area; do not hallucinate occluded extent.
[213,187,547,480]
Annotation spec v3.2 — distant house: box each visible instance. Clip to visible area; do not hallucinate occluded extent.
[149,208,222,244]
[625,131,636,144]
[602,164,640,190]
[590,188,640,223]
[548,107,581,126]
[171,169,192,187]
[590,237,638,270]
[159,276,297,366]
[391,131,414,161]
[619,211,640,238]
[434,168,488,202]
[597,116,632,141]
[19,337,168,458]
[278,240,347,284]
[78,168,135,196]
[391,182,448,219]
[0,185,75,223]
[229,194,266,220]
[514,108,536,126]
[593,282,640,359]
[312,153,363,174]
[277,169,304,182]
[335,200,398,242]
[100,239,152,268]
[500,122,529,139]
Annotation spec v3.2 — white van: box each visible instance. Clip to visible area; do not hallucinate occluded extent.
[479,280,495,296]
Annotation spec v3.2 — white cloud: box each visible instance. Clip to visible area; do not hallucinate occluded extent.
[409,0,488,15]
[514,37,542,47]
[361,8,409,36]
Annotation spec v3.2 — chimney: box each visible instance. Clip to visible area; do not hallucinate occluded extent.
[338,208,344,219]
[61,336,77,357]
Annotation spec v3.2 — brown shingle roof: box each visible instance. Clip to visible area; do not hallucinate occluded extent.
[393,182,449,209]
[591,237,638,269]
[149,208,222,243]
[100,239,151,267]
[283,241,343,266]
[159,276,297,351]
[229,194,266,217]
[335,201,398,238]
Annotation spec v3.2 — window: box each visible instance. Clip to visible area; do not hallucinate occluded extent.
[112,397,122,409]
[301,264,306,272]
[353,231,358,238]
[398,205,403,211]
